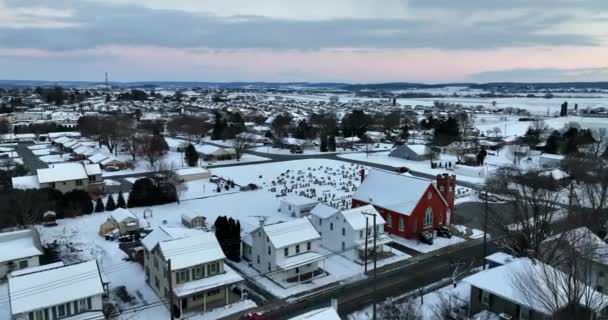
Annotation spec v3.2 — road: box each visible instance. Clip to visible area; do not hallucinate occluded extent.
[223,238,499,319]
[14,142,49,171]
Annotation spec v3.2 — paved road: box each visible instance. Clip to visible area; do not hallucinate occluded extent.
[223,238,499,319]
[14,142,49,171]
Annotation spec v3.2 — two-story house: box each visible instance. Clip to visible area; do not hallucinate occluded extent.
[279,195,319,218]
[8,260,106,320]
[243,218,323,285]
[142,226,243,318]
[11,163,105,195]
[310,204,391,262]
[0,228,43,279]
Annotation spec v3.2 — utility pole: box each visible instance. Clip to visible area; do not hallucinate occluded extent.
[361,211,377,320]
[168,259,174,320]
[482,188,488,270]
[364,217,369,273]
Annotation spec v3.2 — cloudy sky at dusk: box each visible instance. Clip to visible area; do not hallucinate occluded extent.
[1,0,607,83]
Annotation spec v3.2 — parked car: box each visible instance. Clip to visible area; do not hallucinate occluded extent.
[419,231,433,245]
[105,165,120,172]
[396,166,410,173]
[243,312,265,320]
[436,226,452,238]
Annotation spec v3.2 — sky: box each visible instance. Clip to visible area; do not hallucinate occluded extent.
[0,0,607,83]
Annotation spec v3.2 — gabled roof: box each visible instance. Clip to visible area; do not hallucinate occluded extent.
[0,229,42,263]
[289,307,341,320]
[109,208,138,223]
[280,194,318,207]
[263,218,320,249]
[84,163,102,176]
[353,169,444,215]
[310,203,340,219]
[341,205,385,231]
[88,153,109,163]
[9,260,104,315]
[37,163,87,183]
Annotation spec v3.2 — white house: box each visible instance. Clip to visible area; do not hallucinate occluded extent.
[141,226,243,318]
[243,218,324,285]
[539,153,565,168]
[11,162,105,195]
[0,229,43,279]
[8,260,106,320]
[310,204,390,261]
[175,167,211,182]
[279,195,319,218]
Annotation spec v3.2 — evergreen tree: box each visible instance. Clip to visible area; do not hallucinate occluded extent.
[116,192,127,208]
[328,135,336,151]
[544,130,562,154]
[95,198,105,212]
[184,144,199,167]
[320,134,328,152]
[106,195,116,211]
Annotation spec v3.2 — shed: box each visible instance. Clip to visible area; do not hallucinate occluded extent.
[181,212,207,229]
[175,167,211,182]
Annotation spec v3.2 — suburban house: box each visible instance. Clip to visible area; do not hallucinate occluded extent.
[174,167,211,182]
[289,304,341,320]
[279,195,319,218]
[242,218,323,285]
[541,227,608,294]
[99,208,140,236]
[539,153,565,168]
[11,162,105,195]
[195,145,236,161]
[0,228,43,279]
[142,226,243,318]
[8,260,106,320]
[464,257,608,320]
[389,144,433,161]
[310,204,391,261]
[181,212,207,229]
[352,170,455,239]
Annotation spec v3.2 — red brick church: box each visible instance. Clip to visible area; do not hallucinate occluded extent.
[352,169,456,239]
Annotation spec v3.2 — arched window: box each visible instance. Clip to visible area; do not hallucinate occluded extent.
[387,214,392,227]
[398,217,404,231]
[424,207,433,228]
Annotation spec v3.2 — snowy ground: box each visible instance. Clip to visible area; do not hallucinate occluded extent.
[0,283,8,320]
[390,235,465,254]
[476,114,608,137]
[348,281,471,320]
[204,154,270,167]
[212,159,368,209]
[179,179,241,201]
[251,143,393,156]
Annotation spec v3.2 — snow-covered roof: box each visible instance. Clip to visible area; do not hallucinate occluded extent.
[310,203,340,219]
[463,257,608,315]
[10,261,65,277]
[406,144,431,155]
[175,167,210,176]
[544,227,608,265]
[110,208,138,223]
[100,156,121,165]
[173,264,242,298]
[0,229,42,263]
[37,163,87,183]
[289,307,341,320]
[142,225,204,251]
[280,194,318,207]
[194,144,223,155]
[9,260,104,315]
[11,175,40,189]
[276,251,323,270]
[341,205,385,231]
[84,163,102,176]
[353,169,439,215]
[540,153,565,160]
[158,230,225,270]
[88,153,109,163]
[263,218,320,249]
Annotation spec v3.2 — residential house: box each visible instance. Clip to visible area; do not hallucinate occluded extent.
[310,204,391,261]
[242,218,323,285]
[181,212,207,229]
[289,305,341,320]
[352,170,455,239]
[195,145,236,161]
[464,257,608,320]
[142,226,243,318]
[8,260,106,320]
[0,229,43,279]
[539,153,565,168]
[389,144,433,161]
[175,167,211,182]
[279,195,319,218]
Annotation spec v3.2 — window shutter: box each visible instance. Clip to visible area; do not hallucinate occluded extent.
[489,293,494,307]
[51,307,57,320]
[66,303,71,316]
[87,297,92,310]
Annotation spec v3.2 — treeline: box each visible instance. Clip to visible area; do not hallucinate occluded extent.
[13,123,76,135]
[214,216,241,261]
[126,178,177,208]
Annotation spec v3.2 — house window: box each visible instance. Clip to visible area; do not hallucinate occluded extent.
[284,248,289,257]
[153,256,159,269]
[342,228,345,236]
[307,242,311,251]
[256,255,260,264]
[360,230,364,238]
[439,212,443,225]
[268,246,271,255]
[387,214,392,227]
[296,244,300,254]
[58,304,66,318]
[342,242,345,250]
[155,276,160,289]
[207,288,221,296]
[268,263,271,271]
[427,192,432,199]
[209,262,218,275]
[330,222,333,231]
[50,182,55,188]
[145,267,150,280]
[424,208,433,228]
[76,180,83,186]
[398,217,404,231]
[519,306,530,320]
[177,270,190,283]
[481,290,490,306]
[19,260,28,269]
[412,218,417,233]
[193,266,204,279]
[439,186,444,192]
[319,218,322,226]
[79,298,89,311]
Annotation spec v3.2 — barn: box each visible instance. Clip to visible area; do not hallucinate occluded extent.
[351,170,455,239]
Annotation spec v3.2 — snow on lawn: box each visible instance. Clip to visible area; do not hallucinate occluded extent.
[179,179,240,201]
[212,159,368,209]
[205,154,270,166]
[102,151,187,177]
[348,281,471,320]
[105,179,121,186]
[390,235,465,254]
[338,152,486,185]
[454,225,487,240]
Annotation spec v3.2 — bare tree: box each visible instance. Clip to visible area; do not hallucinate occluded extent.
[432,292,466,320]
[138,134,169,171]
[121,134,143,162]
[378,297,422,320]
[232,136,250,161]
[156,161,188,203]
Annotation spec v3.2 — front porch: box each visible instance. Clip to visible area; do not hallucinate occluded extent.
[173,285,242,319]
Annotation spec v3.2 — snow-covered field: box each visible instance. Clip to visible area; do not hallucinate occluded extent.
[475,115,608,137]
[212,159,368,209]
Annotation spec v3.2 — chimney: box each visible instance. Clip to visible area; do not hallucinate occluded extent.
[360,168,366,183]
